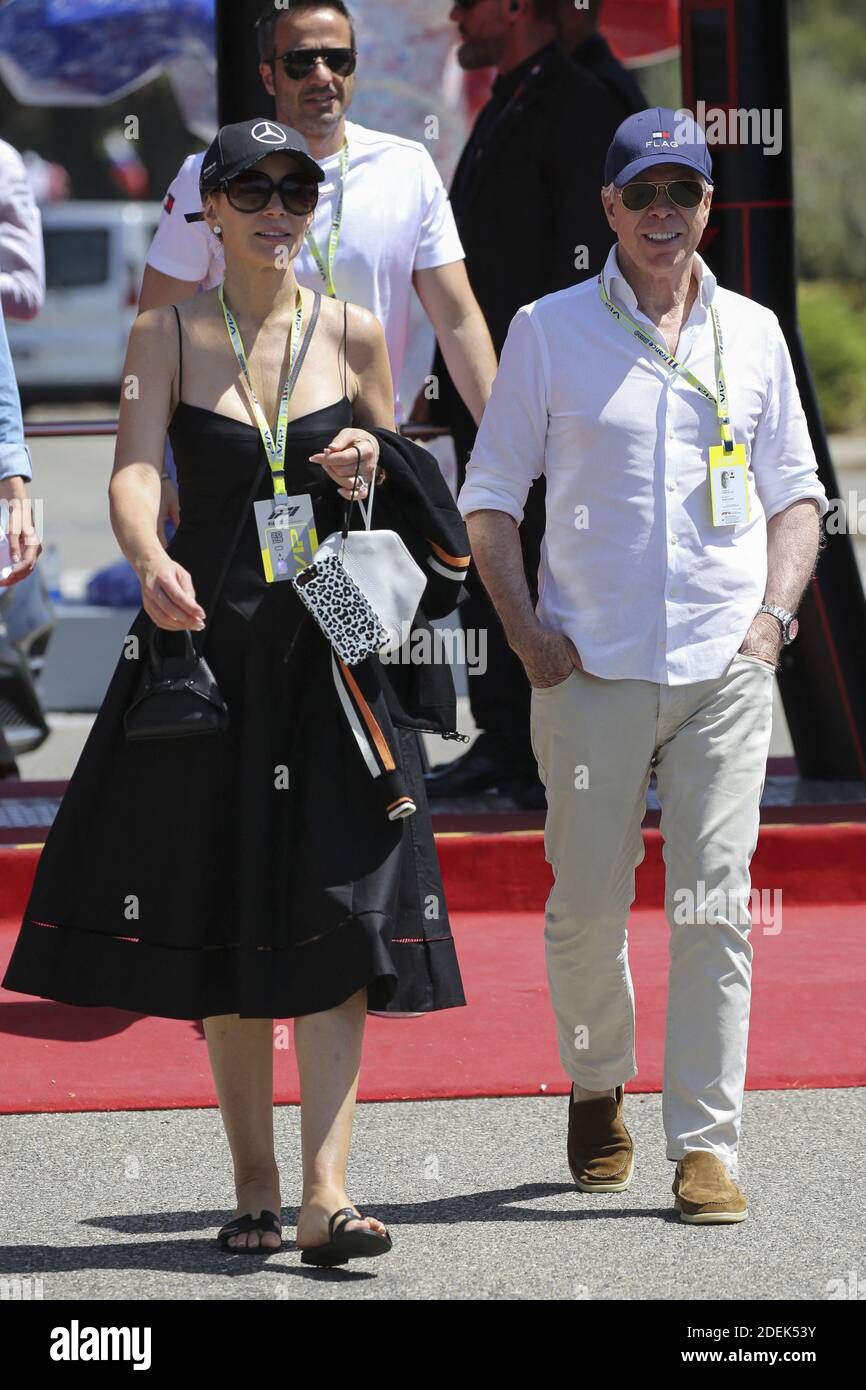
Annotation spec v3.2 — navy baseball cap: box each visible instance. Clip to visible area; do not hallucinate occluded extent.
[604,107,713,188]
[197,119,324,196]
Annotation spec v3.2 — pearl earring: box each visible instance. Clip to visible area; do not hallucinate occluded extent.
[213,224,222,236]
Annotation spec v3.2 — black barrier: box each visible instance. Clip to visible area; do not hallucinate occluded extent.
[681,0,866,779]
[216,0,277,126]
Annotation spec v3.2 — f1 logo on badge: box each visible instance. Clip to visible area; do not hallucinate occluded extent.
[251,121,288,145]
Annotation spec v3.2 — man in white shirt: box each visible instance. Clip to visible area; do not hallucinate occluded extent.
[458,108,827,1223]
[142,0,496,438]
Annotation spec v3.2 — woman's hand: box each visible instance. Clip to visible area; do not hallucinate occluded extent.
[138,556,205,631]
[309,428,384,501]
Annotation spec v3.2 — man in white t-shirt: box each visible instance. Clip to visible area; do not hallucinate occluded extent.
[142,0,496,450]
[0,139,45,322]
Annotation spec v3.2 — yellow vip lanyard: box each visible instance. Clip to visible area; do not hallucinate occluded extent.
[219,283,304,496]
[305,135,349,298]
[598,271,734,452]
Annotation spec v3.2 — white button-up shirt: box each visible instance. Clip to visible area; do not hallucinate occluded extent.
[457,244,829,684]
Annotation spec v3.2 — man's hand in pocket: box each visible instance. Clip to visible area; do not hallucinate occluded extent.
[738,612,782,668]
[517,625,583,690]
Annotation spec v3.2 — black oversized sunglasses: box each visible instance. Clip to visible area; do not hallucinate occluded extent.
[276,47,357,81]
[224,170,320,216]
[620,179,706,212]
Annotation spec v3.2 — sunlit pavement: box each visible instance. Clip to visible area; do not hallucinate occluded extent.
[0,1089,863,1300]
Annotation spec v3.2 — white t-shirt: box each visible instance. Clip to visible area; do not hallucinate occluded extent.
[146,120,464,417]
[0,138,45,322]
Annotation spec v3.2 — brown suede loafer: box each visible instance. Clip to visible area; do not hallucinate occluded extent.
[567,1084,634,1192]
[672,1151,748,1224]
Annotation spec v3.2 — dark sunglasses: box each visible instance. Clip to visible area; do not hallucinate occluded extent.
[275,47,357,81]
[224,171,320,216]
[620,179,706,212]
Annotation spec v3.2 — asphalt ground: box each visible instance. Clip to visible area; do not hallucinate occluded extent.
[1,1088,863,1303]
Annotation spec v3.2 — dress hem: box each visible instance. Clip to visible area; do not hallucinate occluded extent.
[3,911,466,1022]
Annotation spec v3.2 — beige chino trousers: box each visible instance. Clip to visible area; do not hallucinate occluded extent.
[529,651,776,1175]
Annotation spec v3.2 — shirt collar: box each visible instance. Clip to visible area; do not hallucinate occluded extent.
[492,40,558,105]
[603,244,717,320]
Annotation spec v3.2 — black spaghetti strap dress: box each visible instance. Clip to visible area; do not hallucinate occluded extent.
[2,300,466,1021]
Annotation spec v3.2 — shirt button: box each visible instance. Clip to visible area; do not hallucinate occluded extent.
[666,481,676,492]
[668,427,676,439]
[670,535,678,545]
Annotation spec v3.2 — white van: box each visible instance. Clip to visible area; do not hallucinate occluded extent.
[7,200,161,404]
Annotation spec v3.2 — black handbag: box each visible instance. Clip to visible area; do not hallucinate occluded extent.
[123,461,265,743]
[124,293,322,743]
[123,625,231,741]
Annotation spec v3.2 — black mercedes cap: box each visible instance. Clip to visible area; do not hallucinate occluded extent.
[196,118,324,198]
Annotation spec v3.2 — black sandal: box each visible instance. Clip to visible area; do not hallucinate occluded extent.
[216,1208,282,1254]
[299,1207,393,1267]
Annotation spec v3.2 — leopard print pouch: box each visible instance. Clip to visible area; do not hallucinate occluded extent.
[293,552,389,665]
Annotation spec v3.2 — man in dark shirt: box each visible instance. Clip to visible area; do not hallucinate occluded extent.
[426,0,621,805]
[559,0,647,117]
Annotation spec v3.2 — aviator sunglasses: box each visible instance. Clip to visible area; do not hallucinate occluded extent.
[222,170,320,216]
[275,47,357,80]
[619,178,706,212]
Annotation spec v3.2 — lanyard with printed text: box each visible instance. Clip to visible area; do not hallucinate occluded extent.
[305,135,349,298]
[598,271,734,452]
[219,282,304,495]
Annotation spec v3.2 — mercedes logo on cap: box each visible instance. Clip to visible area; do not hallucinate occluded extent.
[251,121,288,145]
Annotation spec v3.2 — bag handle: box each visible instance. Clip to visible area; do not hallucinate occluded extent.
[340,438,378,543]
[148,459,265,667]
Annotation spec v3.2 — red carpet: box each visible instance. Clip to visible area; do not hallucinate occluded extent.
[1,827,864,1113]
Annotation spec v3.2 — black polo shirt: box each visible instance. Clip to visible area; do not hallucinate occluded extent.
[431,42,623,450]
[572,33,648,119]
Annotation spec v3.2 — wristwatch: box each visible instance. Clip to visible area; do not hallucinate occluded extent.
[758,603,799,644]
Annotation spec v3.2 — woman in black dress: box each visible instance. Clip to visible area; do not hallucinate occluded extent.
[2,122,469,1264]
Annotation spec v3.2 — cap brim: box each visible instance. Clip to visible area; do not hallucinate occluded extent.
[613,152,713,187]
[253,148,325,182]
[200,147,325,195]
